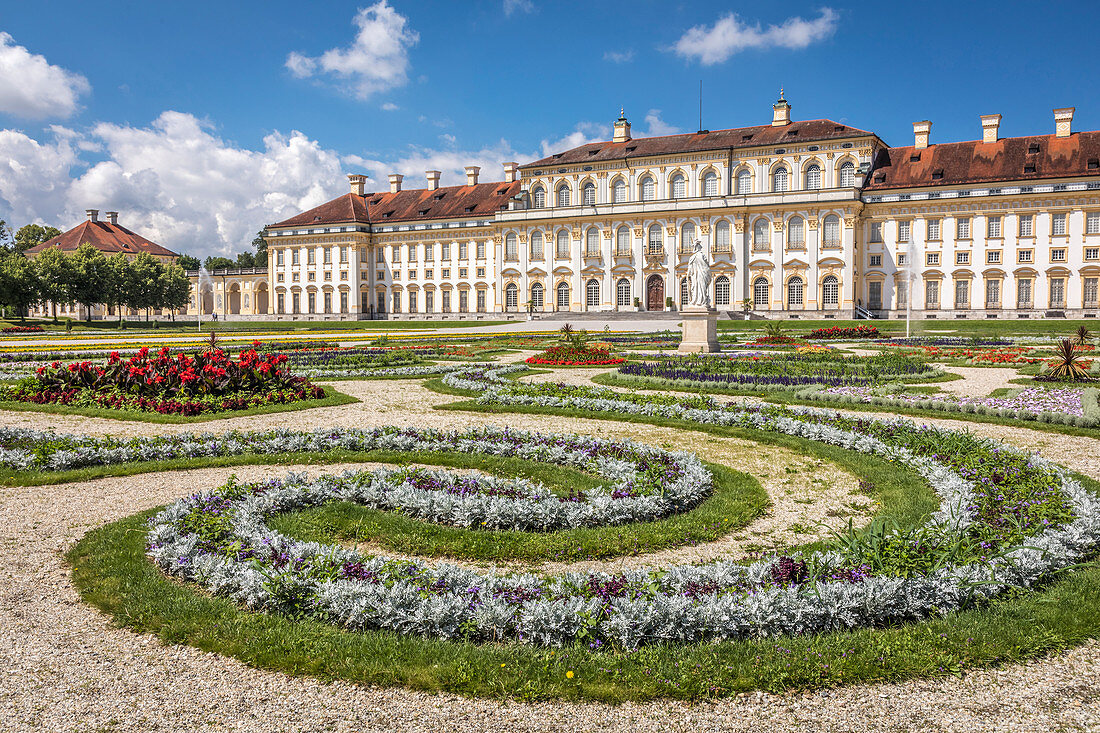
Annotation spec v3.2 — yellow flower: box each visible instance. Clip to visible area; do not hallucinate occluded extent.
[501,663,506,668]
[566,670,574,679]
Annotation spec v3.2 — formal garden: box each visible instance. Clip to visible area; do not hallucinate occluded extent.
[4,318,1100,708]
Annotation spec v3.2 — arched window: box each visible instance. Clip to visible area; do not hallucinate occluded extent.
[582,182,596,206]
[556,281,570,308]
[681,221,696,252]
[671,173,686,199]
[585,227,600,256]
[715,220,731,251]
[822,275,840,307]
[530,282,544,309]
[736,169,752,195]
[532,186,546,208]
[787,277,804,308]
[715,275,730,306]
[505,233,518,260]
[702,171,718,197]
[772,167,788,192]
[680,277,689,306]
[753,219,770,249]
[616,226,631,255]
[612,178,627,203]
[640,175,656,201]
[529,230,544,260]
[556,229,570,258]
[505,283,518,310]
[804,164,822,190]
[616,278,631,307]
[823,215,841,246]
[753,277,770,308]
[556,184,571,207]
[787,217,804,247]
[586,279,600,308]
[647,224,663,254]
[839,161,855,188]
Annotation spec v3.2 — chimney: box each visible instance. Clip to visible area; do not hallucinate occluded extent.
[388,173,403,193]
[980,114,1001,143]
[85,209,99,222]
[612,109,631,143]
[503,161,518,183]
[465,166,480,186]
[771,91,792,127]
[347,174,367,196]
[426,170,441,190]
[1054,107,1075,138]
[913,120,931,150]
[105,211,119,225]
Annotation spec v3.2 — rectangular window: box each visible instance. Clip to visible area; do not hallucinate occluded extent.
[323,247,332,264]
[955,279,969,308]
[1018,249,1033,263]
[1050,277,1066,307]
[927,252,940,266]
[340,246,348,263]
[340,292,348,312]
[869,222,883,243]
[376,271,384,281]
[425,291,433,313]
[308,248,316,265]
[1088,212,1100,235]
[896,280,907,307]
[927,219,941,240]
[476,241,486,259]
[1051,248,1067,262]
[926,280,939,308]
[442,290,451,312]
[897,253,907,266]
[1019,214,1034,237]
[1052,213,1067,236]
[276,250,285,266]
[408,291,417,313]
[986,279,1001,306]
[459,267,468,278]
[424,244,433,260]
[987,216,1001,238]
[1084,277,1099,306]
[441,243,450,259]
[897,221,911,242]
[869,254,882,267]
[441,268,450,278]
[476,267,485,278]
[323,292,331,313]
[458,242,468,260]
[392,245,401,263]
[1018,278,1033,306]
[392,292,401,312]
[292,249,300,265]
[868,281,881,309]
[377,292,385,313]
[957,217,971,239]
[956,251,970,265]
[1086,247,1100,261]
[987,250,1001,264]
[476,289,486,312]
[424,269,433,279]
[408,245,417,262]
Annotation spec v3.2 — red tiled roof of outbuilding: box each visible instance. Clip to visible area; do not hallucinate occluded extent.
[271,180,523,228]
[522,119,875,168]
[26,220,179,258]
[864,131,1100,190]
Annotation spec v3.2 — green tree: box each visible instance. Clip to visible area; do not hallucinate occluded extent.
[204,255,234,271]
[33,247,75,320]
[68,243,110,321]
[125,253,163,320]
[252,230,268,268]
[235,250,256,268]
[159,262,191,319]
[13,224,62,255]
[103,253,131,324]
[0,253,41,320]
[0,220,13,252]
[177,254,200,271]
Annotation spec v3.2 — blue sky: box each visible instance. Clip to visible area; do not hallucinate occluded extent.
[1,1,1097,258]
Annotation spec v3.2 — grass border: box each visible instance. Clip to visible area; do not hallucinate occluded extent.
[0,385,356,424]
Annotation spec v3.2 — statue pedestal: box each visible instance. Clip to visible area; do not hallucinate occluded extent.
[678,306,721,353]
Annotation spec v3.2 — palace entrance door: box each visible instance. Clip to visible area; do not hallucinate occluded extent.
[646,275,664,311]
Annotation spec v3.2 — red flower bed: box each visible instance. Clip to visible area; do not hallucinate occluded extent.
[2,325,44,333]
[806,325,881,340]
[6,342,325,414]
[525,344,625,366]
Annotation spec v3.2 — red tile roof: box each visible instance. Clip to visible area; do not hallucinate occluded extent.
[865,131,1100,190]
[521,119,874,169]
[270,180,523,228]
[27,220,179,258]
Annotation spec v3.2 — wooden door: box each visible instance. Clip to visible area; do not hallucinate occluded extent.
[646,275,664,311]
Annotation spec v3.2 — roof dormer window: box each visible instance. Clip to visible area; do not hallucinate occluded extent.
[1028,143,1041,154]
[1089,158,1100,170]
[873,173,887,183]
[588,149,599,155]
[1024,165,1036,174]
[370,198,383,205]
[741,134,753,141]
[418,209,430,216]
[909,153,921,162]
[931,169,944,180]
[465,205,476,212]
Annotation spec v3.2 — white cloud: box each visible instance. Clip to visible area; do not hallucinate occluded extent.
[638,109,680,137]
[538,121,610,157]
[350,137,528,190]
[381,102,399,111]
[672,8,838,65]
[285,1,419,101]
[603,50,634,64]
[0,32,91,119]
[503,0,534,16]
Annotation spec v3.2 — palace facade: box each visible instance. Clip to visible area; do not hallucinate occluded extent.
[260,97,1100,320]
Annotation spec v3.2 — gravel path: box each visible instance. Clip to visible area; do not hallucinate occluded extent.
[2,376,1100,730]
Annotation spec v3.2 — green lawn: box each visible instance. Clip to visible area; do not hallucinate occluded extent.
[0,317,511,335]
[717,317,1097,340]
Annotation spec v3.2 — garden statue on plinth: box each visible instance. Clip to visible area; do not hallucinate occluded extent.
[678,241,721,353]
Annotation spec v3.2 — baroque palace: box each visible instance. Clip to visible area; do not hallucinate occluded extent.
[249,96,1100,320]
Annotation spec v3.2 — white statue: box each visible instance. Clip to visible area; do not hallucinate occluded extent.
[687,240,712,307]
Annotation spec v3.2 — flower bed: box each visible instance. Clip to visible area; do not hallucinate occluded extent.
[0,343,324,415]
[132,366,1100,648]
[611,351,937,392]
[1,325,44,334]
[805,325,880,340]
[526,344,625,366]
